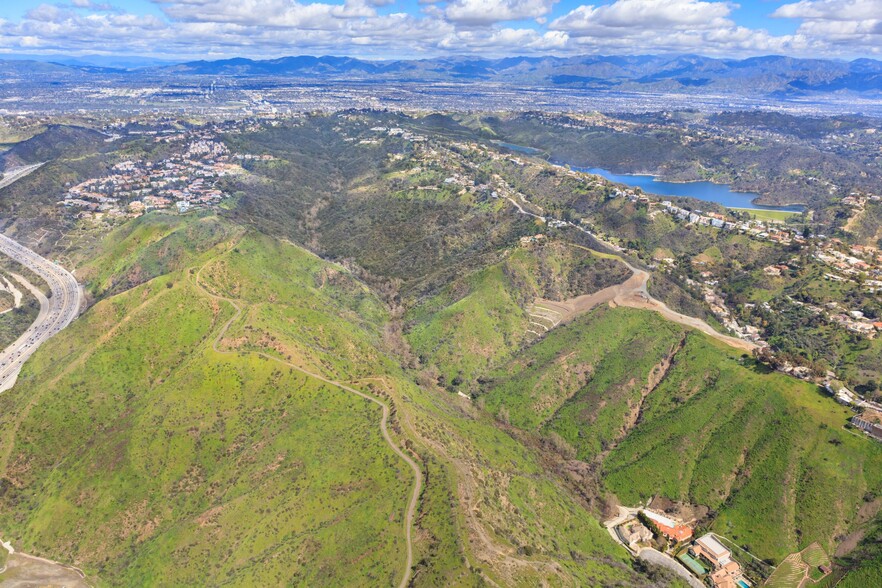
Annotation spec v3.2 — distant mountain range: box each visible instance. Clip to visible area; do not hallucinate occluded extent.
[0,53,180,70]
[3,54,882,96]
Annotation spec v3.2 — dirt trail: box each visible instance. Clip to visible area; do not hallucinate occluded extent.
[353,376,568,587]
[535,244,756,353]
[192,264,422,588]
[500,194,756,353]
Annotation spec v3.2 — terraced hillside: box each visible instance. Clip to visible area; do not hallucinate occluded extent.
[406,243,631,395]
[0,217,657,587]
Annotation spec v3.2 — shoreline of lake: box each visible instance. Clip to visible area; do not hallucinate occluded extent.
[575,166,807,212]
[493,140,806,212]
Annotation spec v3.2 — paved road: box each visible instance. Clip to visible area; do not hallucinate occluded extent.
[639,548,705,588]
[0,234,81,393]
[0,163,44,191]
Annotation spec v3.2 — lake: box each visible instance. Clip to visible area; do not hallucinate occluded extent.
[494,141,803,212]
[575,167,805,212]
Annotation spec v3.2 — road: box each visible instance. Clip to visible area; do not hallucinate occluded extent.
[0,234,82,393]
[638,548,705,588]
[0,163,44,191]
[603,507,704,588]
[505,198,757,353]
[193,263,422,588]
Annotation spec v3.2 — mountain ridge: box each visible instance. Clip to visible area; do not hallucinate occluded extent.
[2,53,882,96]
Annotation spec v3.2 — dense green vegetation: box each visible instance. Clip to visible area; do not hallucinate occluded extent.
[4,111,882,586]
[482,306,882,564]
[80,213,239,300]
[0,216,655,587]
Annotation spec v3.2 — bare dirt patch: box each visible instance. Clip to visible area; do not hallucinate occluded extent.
[0,552,89,588]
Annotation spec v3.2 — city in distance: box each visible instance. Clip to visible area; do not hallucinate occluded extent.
[1,1,882,587]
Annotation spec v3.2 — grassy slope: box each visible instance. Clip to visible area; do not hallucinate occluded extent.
[79,212,240,299]
[406,262,529,392]
[483,305,882,564]
[0,235,410,585]
[406,243,630,394]
[197,232,388,381]
[0,218,646,587]
[604,329,882,562]
[197,233,640,586]
[483,307,682,460]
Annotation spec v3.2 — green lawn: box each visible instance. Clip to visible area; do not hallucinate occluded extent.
[728,208,800,223]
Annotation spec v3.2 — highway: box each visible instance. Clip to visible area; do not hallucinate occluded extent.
[0,233,81,393]
[0,163,44,191]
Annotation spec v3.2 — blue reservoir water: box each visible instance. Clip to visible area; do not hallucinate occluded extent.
[493,141,803,212]
[575,167,804,212]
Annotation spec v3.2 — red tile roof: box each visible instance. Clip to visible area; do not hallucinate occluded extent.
[656,521,693,542]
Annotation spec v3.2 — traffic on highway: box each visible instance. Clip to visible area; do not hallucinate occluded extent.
[0,163,44,191]
[0,233,81,393]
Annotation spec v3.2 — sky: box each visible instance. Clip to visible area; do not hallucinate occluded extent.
[0,0,879,61]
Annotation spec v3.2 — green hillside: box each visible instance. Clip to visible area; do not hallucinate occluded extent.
[405,243,630,394]
[483,306,681,446]
[483,306,882,564]
[80,213,240,299]
[0,256,412,585]
[0,217,651,587]
[4,111,882,586]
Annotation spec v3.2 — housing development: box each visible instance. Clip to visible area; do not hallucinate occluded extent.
[2,18,882,586]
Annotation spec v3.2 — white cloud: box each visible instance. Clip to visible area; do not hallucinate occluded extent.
[552,0,734,36]
[70,0,116,9]
[772,0,882,21]
[0,0,876,58]
[444,0,557,26]
[773,0,882,52]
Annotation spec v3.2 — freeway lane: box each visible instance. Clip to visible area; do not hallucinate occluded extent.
[0,233,82,393]
[0,163,44,191]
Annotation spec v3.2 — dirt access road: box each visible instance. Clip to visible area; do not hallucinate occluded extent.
[534,244,756,354]
[503,187,756,353]
[193,262,423,588]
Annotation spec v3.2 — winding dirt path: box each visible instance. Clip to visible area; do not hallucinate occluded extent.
[192,264,422,588]
[533,244,756,353]
[352,375,571,587]
[502,192,756,352]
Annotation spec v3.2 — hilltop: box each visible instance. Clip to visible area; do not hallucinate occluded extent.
[2,111,882,586]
